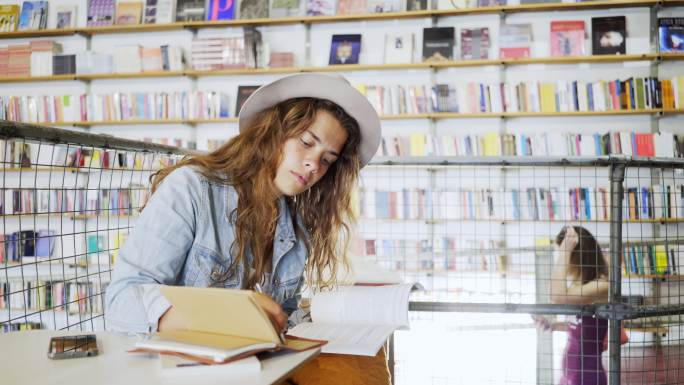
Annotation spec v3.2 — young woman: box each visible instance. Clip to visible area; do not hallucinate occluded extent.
[104,73,381,335]
[543,226,610,385]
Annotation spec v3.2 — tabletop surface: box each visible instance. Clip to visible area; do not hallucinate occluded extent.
[0,329,320,385]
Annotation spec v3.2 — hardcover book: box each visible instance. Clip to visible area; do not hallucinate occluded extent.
[329,34,361,65]
[144,0,176,24]
[269,0,301,18]
[422,27,454,61]
[116,2,143,25]
[384,33,414,64]
[0,5,20,32]
[55,5,77,29]
[240,0,268,19]
[550,20,585,57]
[235,85,260,116]
[18,1,48,31]
[658,18,684,53]
[460,27,490,59]
[306,0,336,15]
[591,16,626,55]
[87,0,115,27]
[499,23,532,59]
[176,0,205,21]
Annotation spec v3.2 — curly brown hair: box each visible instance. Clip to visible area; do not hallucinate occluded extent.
[149,97,362,291]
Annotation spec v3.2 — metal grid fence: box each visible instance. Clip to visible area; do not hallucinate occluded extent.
[1,121,683,385]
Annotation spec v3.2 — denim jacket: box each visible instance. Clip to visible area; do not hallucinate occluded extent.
[104,166,309,333]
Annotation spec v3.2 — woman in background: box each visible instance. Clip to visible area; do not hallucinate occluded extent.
[536,226,609,385]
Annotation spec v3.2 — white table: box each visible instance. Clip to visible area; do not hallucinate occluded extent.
[0,330,320,385]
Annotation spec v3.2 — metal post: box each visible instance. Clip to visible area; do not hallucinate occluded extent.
[608,161,626,385]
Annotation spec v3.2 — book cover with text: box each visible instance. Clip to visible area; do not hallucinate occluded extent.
[422,27,454,61]
[550,20,585,57]
[306,0,336,15]
[659,18,684,52]
[207,0,236,20]
[329,34,361,64]
[0,5,20,32]
[18,1,48,30]
[240,0,268,19]
[499,23,532,59]
[175,0,205,21]
[460,27,490,59]
[592,16,626,55]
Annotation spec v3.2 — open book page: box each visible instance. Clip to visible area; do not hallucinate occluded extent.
[287,283,414,356]
[311,283,413,328]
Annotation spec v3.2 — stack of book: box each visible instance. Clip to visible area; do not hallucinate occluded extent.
[0,48,8,77]
[7,44,31,78]
[29,40,63,77]
[192,37,246,70]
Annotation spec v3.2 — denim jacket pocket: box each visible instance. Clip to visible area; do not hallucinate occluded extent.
[274,275,301,306]
[185,244,240,288]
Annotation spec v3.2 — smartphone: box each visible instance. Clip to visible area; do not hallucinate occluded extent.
[47,335,99,360]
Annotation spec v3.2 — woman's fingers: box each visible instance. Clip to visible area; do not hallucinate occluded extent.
[254,292,288,332]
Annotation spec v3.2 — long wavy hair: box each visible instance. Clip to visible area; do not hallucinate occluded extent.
[149,97,362,290]
[555,226,608,284]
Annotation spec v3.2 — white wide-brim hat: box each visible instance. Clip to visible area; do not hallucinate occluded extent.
[238,73,381,168]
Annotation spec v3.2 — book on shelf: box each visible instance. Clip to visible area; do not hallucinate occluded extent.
[0,5,20,32]
[406,0,428,10]
[269,0,302,17]
[269,51,295,67]
[477,0,503,6]
[306,0,336,16]
[116,2,143,25]
[240,0,268,19]
[55,5,77,29]
[144,0,176,24]
[176,0,205,21]
[130,286,324,364]
[207,0,237,20]
[329,34,361,65]
[550,20,586,57]
[18,1,48,31]
[235,85,260,116]
[87,0,115,27]
[337,0,366,15]
[76,51,114,74]
[384,33,414,64]
[622,244,681,276]
[591,16,626,55]
[423,27,454,62]
[114,46,143,73]
[499,23,532,59]
[160,45,184,71]
[192,37,247,70]
[460,27,490,60]
[435,0,474,9]
[287,283,415,356]
[367,0,403,13]
[658,18,684,53]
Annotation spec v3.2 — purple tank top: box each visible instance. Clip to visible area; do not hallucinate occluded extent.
[560,316,608,385]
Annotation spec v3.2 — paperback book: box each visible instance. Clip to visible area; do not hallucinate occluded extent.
[550,20,585,57]
[306,0,336,15]
[144,0,176,24]
[116,2,143,25]
[329,34,361,65]
[0,5,20,32]
[240,0,268,19]
[87,0,115,27]
[18,1,48,31]
[269,0,302,17]
[384,33,414,64]
[423,27,454,61]
[235,85,260,116]
[499,23,532,59]
[55,6,77,29]
[591,16,626,55]
[460,27,490,59]
[659,18,684,53]
[176,0,205,21]
[206,0,236,20]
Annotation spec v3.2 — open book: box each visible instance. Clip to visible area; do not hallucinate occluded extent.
[286,283,416,356]
[130,286,325,364]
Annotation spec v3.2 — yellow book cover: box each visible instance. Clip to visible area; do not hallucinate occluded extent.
[116,2,143,25]
[654,244,669,275]
[677,77,684,109]
[539,83,557,113]
[354,84,367,96]
[483,132,500,156]
[409,133,426,156]
[0,5,20,32]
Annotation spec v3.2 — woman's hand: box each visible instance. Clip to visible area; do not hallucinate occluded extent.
[558,226,579,261]
[531,315,552,331]
[254,292,288,333]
